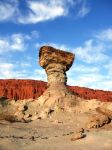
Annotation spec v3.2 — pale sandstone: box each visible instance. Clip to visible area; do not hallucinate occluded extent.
[37,46,78,114]
[71,132,85,141]
[86,113,110,129]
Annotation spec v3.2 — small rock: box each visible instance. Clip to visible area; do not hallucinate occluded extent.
[86,113,110,129]
[24,114,30,119]
[31,136,35,141]
[53,120,63,124]
[31,115,38,121]
[76,128,84,133]
[71,133,85,141]
[41,137,48,139]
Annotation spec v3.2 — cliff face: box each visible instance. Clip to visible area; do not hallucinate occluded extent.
[69,86,112,102]
[0,79,47,100]
[0,79,112,102]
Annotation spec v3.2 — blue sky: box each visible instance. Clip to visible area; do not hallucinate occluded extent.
[0,0,112,90]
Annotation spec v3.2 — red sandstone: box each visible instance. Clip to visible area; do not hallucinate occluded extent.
[0,79,47,100]
[69,86,112,102]
[0,79,112,102]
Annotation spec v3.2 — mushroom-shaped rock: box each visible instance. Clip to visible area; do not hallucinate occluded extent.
[39,46,74,85]
[37,46,78,113]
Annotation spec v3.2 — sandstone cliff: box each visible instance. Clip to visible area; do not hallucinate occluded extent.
[0,79,112,102]
[0,79,47,100]
[69,86,112,102]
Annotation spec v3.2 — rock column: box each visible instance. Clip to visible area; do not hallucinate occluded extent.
[38,46,78,111]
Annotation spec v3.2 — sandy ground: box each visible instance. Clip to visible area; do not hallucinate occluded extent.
[0,111,112,150]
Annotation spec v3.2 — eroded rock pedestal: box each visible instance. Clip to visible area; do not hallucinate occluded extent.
[0,46,112,128]
[37,46,79,112]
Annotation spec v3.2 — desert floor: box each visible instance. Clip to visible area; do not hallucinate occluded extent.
[0,111,112,150]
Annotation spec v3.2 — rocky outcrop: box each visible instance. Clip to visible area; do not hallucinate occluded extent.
[39,46,74,85]
[0,79,47,100]
[69,86,112,102]
[37,46,78,111]
[86,113,110,129]
[0,79,112,102]
[0,45,112,124]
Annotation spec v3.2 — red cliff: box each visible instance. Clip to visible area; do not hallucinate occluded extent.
[69,86,112,102]
[0,79,47,100]
[0,79,112,102]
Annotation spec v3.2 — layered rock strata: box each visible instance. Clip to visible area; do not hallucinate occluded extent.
[0,79,112,102]
[37,46,79,111]
[0,80,46,100]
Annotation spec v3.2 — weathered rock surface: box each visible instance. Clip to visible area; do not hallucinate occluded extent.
[86,113,110,129]
[0,79,47,100]
[38,46,78,111]
[69,86,112,102]
[71,128,85,141]
[0,79,112,102]
[71,132,85,141]
[39,46,74,85]
[39,46,74,71]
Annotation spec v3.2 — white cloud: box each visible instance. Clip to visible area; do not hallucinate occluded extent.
[0,61,30,79]
[0,0,90,24]
[67,64,103,88]
[0,33,27,53]
[0,63,14,70]
[96,28,112,41]
[75,39,109,63]
[0,62,14,78]
[0,0,18,21]
[32,69,47,81]
[75,28,112,64]
[20,63,31,68]
[0,39,9,51]
[98,81,112,91]
[0,31,39,54]
[34,69,46,76]
[67,64,99,75]
[10,34,26,51]
[68,72,112,90]
[18,0,67,24]
[104,60,112,77]
[77,0,90,18]
[31,30,39,39]
[67,28,112,90]
[0,60,46,81]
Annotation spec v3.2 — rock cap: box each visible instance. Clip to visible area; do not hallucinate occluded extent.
[39,46,75,71]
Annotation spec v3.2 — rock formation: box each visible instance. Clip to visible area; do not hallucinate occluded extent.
[37,46,79,111]
[0,79,112,102]
[86,113,110,129]
[0,79,47,100]
[69,86,112,102]
[0,45,112,127]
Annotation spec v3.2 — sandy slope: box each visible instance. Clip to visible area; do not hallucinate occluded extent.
[0,111,112,150]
